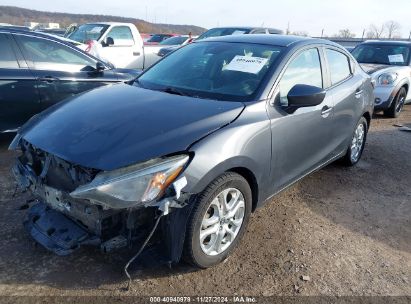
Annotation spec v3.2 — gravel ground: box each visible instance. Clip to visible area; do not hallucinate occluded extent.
[0,106,410,298]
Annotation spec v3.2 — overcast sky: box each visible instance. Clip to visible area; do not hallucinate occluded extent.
[2,0,411,37]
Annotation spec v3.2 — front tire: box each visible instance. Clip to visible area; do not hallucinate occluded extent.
[183,172,252,268]
[342,117,368,166]
[384,87,406,118]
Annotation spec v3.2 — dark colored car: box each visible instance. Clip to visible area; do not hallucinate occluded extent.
[158,26,283,58]
[352,40,411,117]
[0,29,140,133]
[145,33,176,45]
[11,35,373,269]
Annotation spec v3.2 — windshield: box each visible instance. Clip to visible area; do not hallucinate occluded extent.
[136,42,283,101]
[197,28,251,40]
[68,24,109,43]
[352,44,410,66]
[159,36,187,45]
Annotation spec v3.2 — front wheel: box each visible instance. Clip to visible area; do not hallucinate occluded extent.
[183,172,252,268]
[342,117,368,166]
[384,87,406,118]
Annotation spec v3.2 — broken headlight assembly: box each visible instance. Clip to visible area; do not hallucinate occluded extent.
[70,155,189,209]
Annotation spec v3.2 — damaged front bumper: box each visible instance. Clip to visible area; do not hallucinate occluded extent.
[12,142,193,262]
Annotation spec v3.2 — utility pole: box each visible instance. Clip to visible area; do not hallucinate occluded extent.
[409,31,411,40]
[362,29,365,40]
[321,29,324,38]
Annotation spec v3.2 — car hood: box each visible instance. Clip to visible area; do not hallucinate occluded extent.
[19,84,245,171]
[359,63,394,75]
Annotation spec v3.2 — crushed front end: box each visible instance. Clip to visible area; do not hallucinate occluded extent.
[11,138,193,263]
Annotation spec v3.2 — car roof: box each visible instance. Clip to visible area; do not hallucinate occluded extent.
[197,34,335,48]
[361,40,411,46]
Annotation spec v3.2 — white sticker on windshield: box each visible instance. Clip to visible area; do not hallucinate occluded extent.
[388,54,404,63]
[231,30,246,35]
[90,26,104,33]
[223,55,268,74]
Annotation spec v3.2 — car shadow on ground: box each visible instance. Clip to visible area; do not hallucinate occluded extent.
[0,113,410,292]
[297,126,411,255]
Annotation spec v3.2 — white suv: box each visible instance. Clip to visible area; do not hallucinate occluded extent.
[352,40,411,117]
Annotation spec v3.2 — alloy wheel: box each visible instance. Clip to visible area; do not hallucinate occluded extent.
[350,123,365,163]
[199,188,245,256]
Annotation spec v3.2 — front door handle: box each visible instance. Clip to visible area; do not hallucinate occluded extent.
[38,76,60,83]
[355,88,363,98]
[321,106,333,118]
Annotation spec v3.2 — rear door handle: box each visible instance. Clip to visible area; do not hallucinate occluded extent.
[321,106,333,118]
[38,76,60,83]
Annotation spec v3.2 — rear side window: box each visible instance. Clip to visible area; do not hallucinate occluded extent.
[278,48,323,105]
[0,34,19,69]
[106,26,134,46]
[326,49,351,85]
[17,35,95,72]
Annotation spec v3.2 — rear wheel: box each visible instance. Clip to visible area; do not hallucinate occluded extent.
[183,172,252,268]
[342,117,368,166]
[384,87,406,118]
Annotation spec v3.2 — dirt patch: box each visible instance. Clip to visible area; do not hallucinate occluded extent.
[0,107,410,297]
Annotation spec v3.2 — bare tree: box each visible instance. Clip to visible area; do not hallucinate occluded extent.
[291,31,309,37]
[366,24,385,38]
[334,29,356,38]
[384,20,401,38]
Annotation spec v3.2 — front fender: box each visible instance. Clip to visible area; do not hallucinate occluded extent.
[182,101,272,207]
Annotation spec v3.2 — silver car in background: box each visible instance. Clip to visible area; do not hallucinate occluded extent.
[352,40,411,117]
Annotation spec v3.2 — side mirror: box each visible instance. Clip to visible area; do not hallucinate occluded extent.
[104,37,114,47]
[96,62,105,72]
[287,84,326,108]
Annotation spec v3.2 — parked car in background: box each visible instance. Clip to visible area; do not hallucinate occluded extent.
[352,40,411,117]
[157,26,283,58]
[66,22,164,69]
[0,29,140,133]
[35,28,67,37]
[11,35,373,269]
[144,33,177,45]
[140,33,154,42]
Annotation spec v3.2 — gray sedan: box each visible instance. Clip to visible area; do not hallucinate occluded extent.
[11,35,374,270]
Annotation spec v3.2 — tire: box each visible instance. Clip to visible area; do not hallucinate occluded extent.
[183,172,252,268]
[342,117,368,166]
[384,87,406,118]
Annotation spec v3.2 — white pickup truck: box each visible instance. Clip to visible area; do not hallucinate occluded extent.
[66,22,161,70]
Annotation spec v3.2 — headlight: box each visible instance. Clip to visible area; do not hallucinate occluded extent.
[70,155,189,209]
[378,73,397,85]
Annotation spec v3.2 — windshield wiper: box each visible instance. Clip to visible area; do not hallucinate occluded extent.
[161,87,190,97]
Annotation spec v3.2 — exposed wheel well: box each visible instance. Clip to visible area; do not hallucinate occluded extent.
[363,111,371,129]
[402,83,409,94]
[228,167,259,212]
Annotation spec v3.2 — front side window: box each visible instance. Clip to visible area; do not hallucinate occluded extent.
[106,26,134,46]
[278,48,322,105]
[326,49,351,85]
[0,34,19,69]
[17,35,96,72]
[137,42,284,101]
